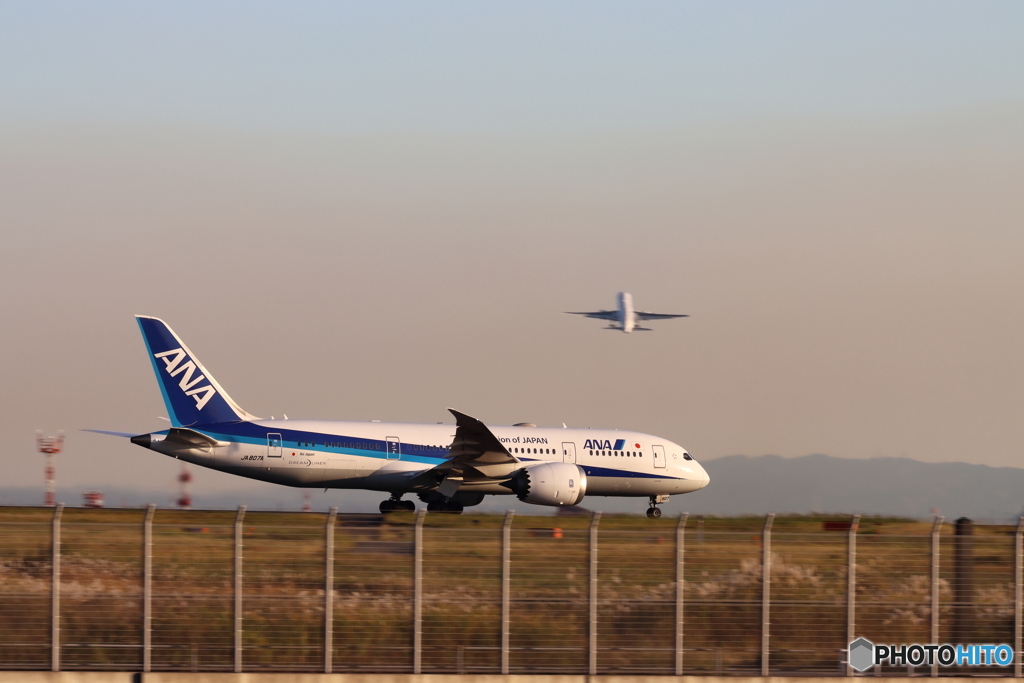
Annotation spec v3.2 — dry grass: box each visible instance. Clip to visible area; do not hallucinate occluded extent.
[0,507,1016,673]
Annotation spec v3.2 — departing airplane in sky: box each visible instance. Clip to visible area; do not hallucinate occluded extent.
[566,292,689,333]
[89,316,709,517]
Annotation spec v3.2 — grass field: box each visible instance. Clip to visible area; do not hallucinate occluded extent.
[0,507,1016,674]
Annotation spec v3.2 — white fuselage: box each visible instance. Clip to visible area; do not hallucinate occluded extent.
[618,291,636,332]
[147,420,710,498]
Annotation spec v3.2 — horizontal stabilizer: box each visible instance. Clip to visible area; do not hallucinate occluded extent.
[164,427,227,448]
[82,429,138,438]
[129,427,226,451]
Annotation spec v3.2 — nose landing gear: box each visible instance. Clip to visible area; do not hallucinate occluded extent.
[379,494,416,513]
[647,494,670,518]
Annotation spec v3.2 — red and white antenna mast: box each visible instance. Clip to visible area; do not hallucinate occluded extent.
[176,464,192,509]
[302,490,312,513]
[37,430,64,507]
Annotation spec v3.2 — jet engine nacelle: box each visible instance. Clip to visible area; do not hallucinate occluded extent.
[512,462,587,507]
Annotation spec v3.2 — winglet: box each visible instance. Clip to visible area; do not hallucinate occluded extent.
[446,409,518,465]
[447,408,488,431]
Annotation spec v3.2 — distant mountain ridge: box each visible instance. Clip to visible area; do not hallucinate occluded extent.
[685,454,1024,520]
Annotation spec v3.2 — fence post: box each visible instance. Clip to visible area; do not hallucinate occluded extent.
[676,512,689,676]
[846,514,860,676]
[234,505,246,674]
[143,504,155,672]
[1015,516,1023,678]
[761,513,774,677]
[501,510,514,675]
[51,503,64,672]
[324,506,337,674]
[930,515,944,677]
[413,508,426,674]
[589,510,602,676]
[953,517,974,643]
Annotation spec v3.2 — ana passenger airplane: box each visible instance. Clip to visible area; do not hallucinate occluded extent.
[91,316,709,517]
[567,292,688,333]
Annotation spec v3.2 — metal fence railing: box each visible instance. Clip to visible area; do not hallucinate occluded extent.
[0,506,1021,675]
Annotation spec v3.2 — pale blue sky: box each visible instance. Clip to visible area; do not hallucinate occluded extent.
[2,2,1022,132]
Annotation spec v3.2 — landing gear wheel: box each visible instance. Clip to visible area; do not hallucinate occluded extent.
[646,507,662,518]
[381,494,411,514]
[426,499,464,514]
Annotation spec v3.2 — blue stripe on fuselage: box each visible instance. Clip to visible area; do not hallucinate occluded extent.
[177,422,685,480]
[182,421,449,466]
[581,465,680,480]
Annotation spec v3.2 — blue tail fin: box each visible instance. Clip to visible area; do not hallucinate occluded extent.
[136,316,258,426]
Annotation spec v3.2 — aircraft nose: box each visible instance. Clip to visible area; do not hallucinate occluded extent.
[697,463,710,489]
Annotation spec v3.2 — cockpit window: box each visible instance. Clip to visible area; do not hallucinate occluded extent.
[683,452,693,460]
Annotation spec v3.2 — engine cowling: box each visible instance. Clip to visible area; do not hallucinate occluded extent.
[512,462,587,507]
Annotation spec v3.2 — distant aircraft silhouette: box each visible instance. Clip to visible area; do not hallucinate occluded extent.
[566,292,688,333]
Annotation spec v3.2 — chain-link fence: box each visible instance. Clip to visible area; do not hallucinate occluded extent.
[1,506,1021,675]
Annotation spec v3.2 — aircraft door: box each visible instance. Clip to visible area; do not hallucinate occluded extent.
[562,442,576,464]
[386,437,401,460]
[267,433,283,458]
[652,444,667,468]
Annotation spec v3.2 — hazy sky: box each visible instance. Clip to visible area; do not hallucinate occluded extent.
[1,2,1022,509]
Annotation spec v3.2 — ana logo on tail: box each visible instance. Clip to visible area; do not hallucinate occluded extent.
[153,348,218,410]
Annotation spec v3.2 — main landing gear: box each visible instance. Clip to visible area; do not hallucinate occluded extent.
[426,499,464,514]
[379,494,416,514]
[417,491,473,514]
[647,494,670,518]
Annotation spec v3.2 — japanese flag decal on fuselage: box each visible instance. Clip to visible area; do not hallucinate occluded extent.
[136,316,258,427]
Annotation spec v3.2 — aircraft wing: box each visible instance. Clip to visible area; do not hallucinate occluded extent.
[635,311,689,321]
[565,310,619,320]
[408,409,520,497]
[446,409,519,468]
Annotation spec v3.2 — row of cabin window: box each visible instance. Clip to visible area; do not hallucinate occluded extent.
[310,441,451,451]
[508,447,646,458]
[292,440,691,461]
[590,450,642,457]
[309,441,380,450]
